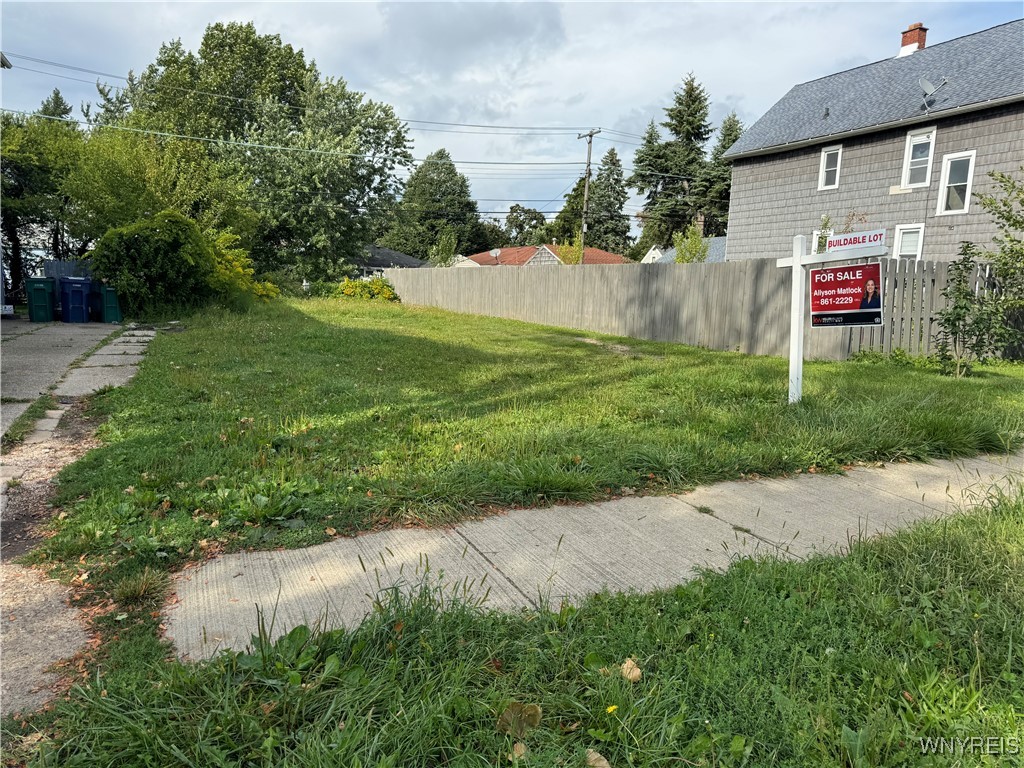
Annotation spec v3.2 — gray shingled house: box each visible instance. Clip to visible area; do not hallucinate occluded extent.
[723,20,1023,262]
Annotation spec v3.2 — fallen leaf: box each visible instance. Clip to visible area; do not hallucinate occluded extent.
[620,658,642,683]
[21,732,43,746]
[507,742,527,761]
[497,702,542,738]
[586,749,612,768]
[325,527,337,536]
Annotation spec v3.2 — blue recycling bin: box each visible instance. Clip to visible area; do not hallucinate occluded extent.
[59,277,92,323]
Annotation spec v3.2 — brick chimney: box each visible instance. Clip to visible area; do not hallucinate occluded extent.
[897,23,928,57]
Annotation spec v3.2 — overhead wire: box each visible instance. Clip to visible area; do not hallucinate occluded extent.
[3,51,648,141]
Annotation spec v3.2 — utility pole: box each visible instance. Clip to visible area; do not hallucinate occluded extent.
[577,128,601,260]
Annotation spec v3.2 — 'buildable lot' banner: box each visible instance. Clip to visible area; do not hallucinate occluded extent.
[810,262,883,328]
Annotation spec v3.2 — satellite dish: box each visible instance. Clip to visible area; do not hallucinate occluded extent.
[489,248,501,258]
[919,76,937,96]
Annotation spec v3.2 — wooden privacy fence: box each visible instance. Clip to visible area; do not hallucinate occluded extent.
[384,259,974,361]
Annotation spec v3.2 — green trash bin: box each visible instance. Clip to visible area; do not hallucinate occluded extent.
[89,285,123,323]
[26,277,57,322]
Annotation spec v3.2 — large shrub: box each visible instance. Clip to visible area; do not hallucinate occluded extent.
[88,210,215,315]
[335,276,399,301]
[208,230,279,310]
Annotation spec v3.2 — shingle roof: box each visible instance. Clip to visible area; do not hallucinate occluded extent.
[466,245,628,265]
[362,245,428,269]
[724,20,1024,159]
[652,236,727,264]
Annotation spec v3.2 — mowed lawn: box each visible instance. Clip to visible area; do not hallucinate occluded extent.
[50,298,1024,557]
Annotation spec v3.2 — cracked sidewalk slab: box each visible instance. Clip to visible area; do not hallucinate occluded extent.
[165,450,1023,661]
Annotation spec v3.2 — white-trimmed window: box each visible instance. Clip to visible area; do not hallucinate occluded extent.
[936,150,976,215]
[894,224,925,260]
[901,126,935,188]
[818,145,842,190]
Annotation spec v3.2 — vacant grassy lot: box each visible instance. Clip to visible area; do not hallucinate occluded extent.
[44,298,1024,560]
[17,485,1024,766]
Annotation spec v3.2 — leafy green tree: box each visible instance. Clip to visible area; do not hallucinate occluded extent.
[505,204,547,246]
[80,22,409,277]
[587,148,631,254]
[220,73,411,276]
[559,230,583,264]
[61,128,164,247]
[1,98,84,295]
[976,168,1024,357]
[380,149,481,260]
[672,222,709,263]
[935,245,1007,377]
[428,226,458,266]
[477,218,506,251]
[128,23,314,139]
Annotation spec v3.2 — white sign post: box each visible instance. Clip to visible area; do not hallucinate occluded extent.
[777,233,888,404]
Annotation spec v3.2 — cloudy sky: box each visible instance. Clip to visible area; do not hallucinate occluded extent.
[2,1,1019,224]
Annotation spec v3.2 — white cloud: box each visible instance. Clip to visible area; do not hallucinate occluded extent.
[2,1,1017,221]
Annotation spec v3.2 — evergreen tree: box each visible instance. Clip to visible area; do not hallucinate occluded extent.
[39,88,74,119]
[546,176,586,246]
[694,112,743,237]
[656,73,712,240]
[587,148,631,254]
[629,74,714,246]
[626,121,667,212]
[380,149,482,260]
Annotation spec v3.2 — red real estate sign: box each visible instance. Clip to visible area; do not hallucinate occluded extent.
[810,262,883,328]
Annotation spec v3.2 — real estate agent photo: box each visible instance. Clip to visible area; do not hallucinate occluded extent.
[860,279,881,310]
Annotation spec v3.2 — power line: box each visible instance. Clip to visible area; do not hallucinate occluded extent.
[0,109,587,168]
[3,51,647,142]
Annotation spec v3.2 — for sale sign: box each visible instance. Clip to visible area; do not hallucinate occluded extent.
[810,262,883,328]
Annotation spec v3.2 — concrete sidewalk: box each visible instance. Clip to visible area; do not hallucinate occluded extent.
[166,450,1022,660]
[0,320,114,434]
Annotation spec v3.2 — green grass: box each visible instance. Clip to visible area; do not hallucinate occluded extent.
[2,394,57,447]
[12,484,1023,767]
[36,298,1024,562]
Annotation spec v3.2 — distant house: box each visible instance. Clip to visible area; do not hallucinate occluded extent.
[641,237,728,264]
[723,20,1024,262]
[463,244,628,266]
[356,245,429,277]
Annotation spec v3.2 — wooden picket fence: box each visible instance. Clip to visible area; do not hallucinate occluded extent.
[384,259,991,361]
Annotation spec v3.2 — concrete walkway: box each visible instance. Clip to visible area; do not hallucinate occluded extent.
[0,320,114,435]
[1,326,156,717]
[167,450,1022,660]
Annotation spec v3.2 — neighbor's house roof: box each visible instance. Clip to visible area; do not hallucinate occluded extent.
[466,245,628,266]
[724,20,1024,160]
[362,244,429,269]
[643,237,728,264]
